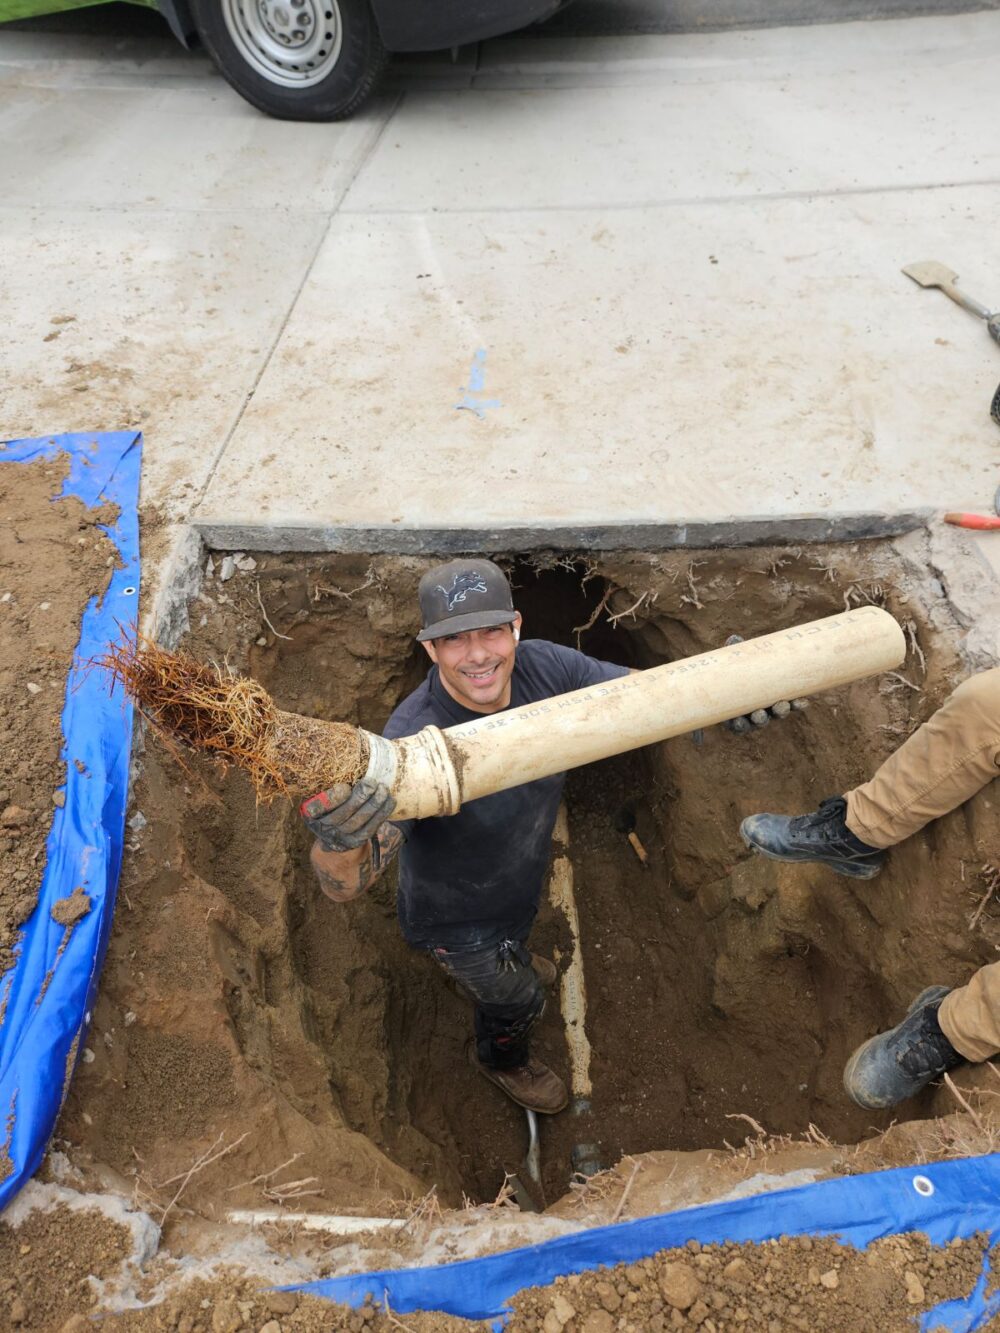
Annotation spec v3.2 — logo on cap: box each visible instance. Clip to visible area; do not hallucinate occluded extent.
[437,570,489,612]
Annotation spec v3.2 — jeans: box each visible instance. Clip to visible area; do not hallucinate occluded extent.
[431,937,545,1069]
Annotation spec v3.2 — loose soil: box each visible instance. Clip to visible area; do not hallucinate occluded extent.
[11,538,1000,1326]
[509,1231,995,1332]
[0,455,117,980]
[3,1199,997,1331]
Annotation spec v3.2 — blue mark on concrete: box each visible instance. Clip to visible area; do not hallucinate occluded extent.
[455,348,502,420]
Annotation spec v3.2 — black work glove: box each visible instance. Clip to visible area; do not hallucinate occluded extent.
[300,779,395,852]
[722,634,808,733]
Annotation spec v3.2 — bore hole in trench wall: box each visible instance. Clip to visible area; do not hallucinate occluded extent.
[63,545,1000,1213]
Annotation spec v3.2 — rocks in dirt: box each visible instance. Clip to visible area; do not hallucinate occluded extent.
[53,789,66,807]
[210,1299,242,1332]
[211,551,259,583]
[511,1230,992,1333]
[579,1312,614,1333]
[659,1260,703,1309]
[51,886,92,927]
[904,1270,925,1303]
[264,1292,299,1315]
[58,1317,89,1333]
[551,1293,576,1325]
[9,1295,28,1324]
[1,804,30,828]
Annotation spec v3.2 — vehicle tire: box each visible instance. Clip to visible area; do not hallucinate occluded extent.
[188,0,387,121]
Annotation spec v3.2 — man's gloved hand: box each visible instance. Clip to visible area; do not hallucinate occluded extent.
[722,634,809,734]
[300,779,395,853]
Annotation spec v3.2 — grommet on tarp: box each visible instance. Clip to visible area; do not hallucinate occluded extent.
[287,1154,1000,1330]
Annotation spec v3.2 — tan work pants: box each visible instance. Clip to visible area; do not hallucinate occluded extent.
[844,668,1000,1061]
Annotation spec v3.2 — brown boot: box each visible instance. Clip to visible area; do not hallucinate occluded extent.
[471,1050,568,1114]
[531,953,557,987]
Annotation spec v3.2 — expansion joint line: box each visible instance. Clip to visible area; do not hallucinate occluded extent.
[193,91,405,508]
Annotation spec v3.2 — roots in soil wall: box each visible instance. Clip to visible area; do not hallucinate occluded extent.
[58,543,1000,1217]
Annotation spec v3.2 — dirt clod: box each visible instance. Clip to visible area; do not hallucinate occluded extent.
[51,886,92,927]
[660,1261,702,1309]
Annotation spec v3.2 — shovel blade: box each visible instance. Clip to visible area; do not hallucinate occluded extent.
[903,261,958,289]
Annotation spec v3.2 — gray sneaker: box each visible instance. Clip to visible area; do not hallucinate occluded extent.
[740,796,886,880]
[843,986,964,1109]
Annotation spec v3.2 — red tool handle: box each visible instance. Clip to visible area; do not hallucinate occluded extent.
[944,512,1000,530]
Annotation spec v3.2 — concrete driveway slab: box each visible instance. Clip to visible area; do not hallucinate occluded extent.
[0,204,328,521]
[197,183,1000,546]
[345,17,1000,214]
[0,73,396,213]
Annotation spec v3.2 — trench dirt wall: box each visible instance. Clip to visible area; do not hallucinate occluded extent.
[55,542,1000,1221]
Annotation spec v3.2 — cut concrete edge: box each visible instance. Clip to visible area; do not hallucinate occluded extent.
[191,510,934,557]
[147,509,1000,681]
[150,509,943,646]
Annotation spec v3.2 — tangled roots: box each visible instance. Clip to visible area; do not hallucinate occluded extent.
[102,634,367,799]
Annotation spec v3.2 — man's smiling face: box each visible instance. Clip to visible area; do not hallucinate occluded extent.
[423,612,523,714]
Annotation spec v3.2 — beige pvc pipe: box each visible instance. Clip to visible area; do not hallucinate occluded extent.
[361,605,905,821]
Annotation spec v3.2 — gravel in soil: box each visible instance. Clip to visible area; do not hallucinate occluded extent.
[509,1231,993,1332]
[0,1202,133,1330]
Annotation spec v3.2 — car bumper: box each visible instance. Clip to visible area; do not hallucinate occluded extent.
[372,0,565,53]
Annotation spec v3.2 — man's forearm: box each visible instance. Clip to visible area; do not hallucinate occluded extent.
[311,824,403,902]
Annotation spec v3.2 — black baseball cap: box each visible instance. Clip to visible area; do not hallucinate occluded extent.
[416,559,516,642]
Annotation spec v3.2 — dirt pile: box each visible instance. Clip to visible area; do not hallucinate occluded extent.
[510,1232,993,1332]
[0,1201,487,1331]
[0,454,117,978]
[0,1202,133,1330]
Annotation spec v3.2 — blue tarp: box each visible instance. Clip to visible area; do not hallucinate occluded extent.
[2,429,999,1332]
[0,431,141,1211]
[292,1155,1000,1329]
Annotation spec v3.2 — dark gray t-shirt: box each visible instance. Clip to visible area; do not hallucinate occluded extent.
[382,639,629,950]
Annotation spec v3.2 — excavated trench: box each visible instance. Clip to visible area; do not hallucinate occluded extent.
[60,542,1000,1215]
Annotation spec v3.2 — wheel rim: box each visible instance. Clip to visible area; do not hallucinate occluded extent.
[220,0,343,88]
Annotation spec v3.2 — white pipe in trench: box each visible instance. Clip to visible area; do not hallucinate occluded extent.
[363,605,905,822]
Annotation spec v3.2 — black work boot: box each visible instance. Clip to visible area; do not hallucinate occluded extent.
[740,796,886,879]
[843,986,965,1109]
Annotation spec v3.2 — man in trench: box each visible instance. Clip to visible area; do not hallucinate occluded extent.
[740,668,1000,1112]
[300,558,633,1116]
